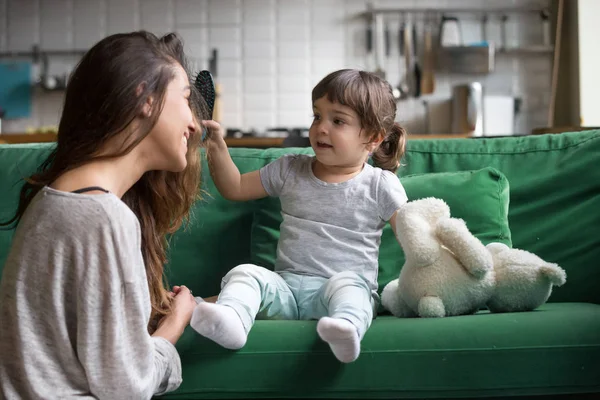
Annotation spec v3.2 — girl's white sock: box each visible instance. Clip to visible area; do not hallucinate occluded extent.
[190,302,247,350]
[316,317,360,363]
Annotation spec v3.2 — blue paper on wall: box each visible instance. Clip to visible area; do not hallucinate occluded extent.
[0,61,32,119]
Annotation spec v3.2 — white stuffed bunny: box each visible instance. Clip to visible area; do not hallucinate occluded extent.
[381,197,495,318]
[381,197,567,318]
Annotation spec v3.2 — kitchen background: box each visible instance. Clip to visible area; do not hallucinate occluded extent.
[0,0,559,136]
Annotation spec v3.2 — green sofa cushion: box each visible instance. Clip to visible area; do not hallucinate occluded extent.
[250,166,512,305]
[161,302,600,399]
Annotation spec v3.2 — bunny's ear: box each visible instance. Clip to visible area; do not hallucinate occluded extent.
[540,263,567,286]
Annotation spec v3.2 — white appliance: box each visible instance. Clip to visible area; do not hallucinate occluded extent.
[483,95,516,136]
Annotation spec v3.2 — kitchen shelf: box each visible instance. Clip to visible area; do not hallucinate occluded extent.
[0,48,86,59]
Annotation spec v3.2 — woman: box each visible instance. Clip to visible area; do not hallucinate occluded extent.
[0,31,205,399]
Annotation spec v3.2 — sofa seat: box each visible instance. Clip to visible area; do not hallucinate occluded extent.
[163,302,600,399]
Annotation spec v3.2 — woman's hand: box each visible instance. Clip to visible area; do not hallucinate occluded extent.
[153,285,197,345]
[170,285,197,324]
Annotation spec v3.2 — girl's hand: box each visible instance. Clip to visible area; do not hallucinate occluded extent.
[201,120,226,148]
[153,285,197,344]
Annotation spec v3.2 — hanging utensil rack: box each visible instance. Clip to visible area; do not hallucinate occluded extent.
[361,5,555,54]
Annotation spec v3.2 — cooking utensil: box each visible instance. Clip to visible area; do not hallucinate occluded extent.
[420,18,435,95]
[398,21,415,98]
[451,82,484,136]
[439,15,461,47]
[373,13,386,79]
[412,23,421,98]
[393,22,409,101]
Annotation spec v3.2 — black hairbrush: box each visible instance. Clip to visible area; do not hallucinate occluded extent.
[194,70,216,141]
[194,70,216,119]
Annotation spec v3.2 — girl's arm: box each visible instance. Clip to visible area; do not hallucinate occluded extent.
[203,120,268,201]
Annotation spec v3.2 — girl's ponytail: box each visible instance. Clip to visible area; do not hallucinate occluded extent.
[372,123,407,173]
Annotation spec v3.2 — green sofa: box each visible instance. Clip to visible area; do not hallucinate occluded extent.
[1,131,599,399]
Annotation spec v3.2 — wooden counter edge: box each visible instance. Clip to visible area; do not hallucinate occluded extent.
[1,133,473,146]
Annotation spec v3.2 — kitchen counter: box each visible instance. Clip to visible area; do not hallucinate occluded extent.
[0,133,472,147]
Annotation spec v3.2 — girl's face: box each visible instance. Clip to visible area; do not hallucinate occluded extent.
[309,96,379,169]
[143,64,196,172]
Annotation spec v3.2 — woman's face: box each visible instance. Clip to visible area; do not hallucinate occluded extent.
[143,64,196,172]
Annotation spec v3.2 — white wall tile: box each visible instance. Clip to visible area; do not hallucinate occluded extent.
[46,55,79,78]
[277,111,312,127]
[345,22,368,59]
[243,41,275,59]
[278,58,310,75]
[244,59,275,76]
[277,24,309,42]
[243,0,275,25]
[220,91,242,114]
[141,0,174,36]
[0,0,7,51]
[312,41,345,60]
[73,0,106,49]
[177,27,208,59]
[208,0,241,25]
[220,112,242,128]
[344,0,368,15]
[312,24,344,43]
[187,57,208,75]
[278,76,310,93]
[277,93,311,112]
[107,0,139,35]
[244,25,275,41]
[209,26,241,42]
[277,0,310,26]
[244,76,275,93]
[244,111,276,130]
[217,59,242,77]
[214,41,242,59]
[218,77,242,97]
[40,0,72,50]
[244,94,275,111]
[277,41,309,58]
[175,0,207,26]
[7,0,38,51]
[209,27,242,58]
[310,0,345,25]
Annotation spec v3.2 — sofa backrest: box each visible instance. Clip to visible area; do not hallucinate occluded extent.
[1,130,599,305]
[400,130,600,304]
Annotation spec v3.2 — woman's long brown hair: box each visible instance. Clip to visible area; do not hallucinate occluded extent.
[0,31,206,331]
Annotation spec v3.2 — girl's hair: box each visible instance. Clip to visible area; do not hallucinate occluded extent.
[1,31,207,331]
[312,69,407,172]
